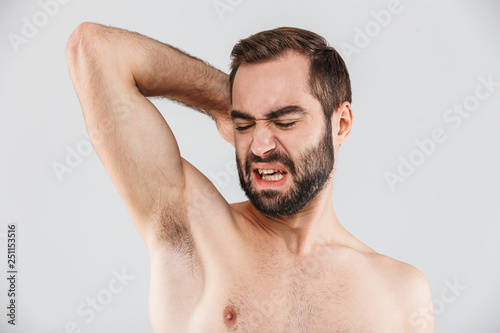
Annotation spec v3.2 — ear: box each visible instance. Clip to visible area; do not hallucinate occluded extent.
[332,102,353,145]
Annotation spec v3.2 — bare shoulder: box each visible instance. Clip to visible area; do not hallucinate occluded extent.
[373,253,432,301]
[363,251,435,332]
[337,242,432,299]
[342,239,432,301]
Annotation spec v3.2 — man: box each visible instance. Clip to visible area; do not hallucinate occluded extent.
[66,23,434,332]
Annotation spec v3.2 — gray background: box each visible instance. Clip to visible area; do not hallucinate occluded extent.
[1,0,499,332]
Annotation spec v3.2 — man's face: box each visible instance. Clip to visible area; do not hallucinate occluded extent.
[231,51,334,216]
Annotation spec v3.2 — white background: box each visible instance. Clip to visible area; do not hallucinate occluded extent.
[1,0,499,332]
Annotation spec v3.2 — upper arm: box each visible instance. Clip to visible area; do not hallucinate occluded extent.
[401,265,435,332]
[66,23,242,262]
[66,23,188,240]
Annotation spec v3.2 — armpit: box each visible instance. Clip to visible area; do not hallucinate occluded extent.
[154,201,195,258]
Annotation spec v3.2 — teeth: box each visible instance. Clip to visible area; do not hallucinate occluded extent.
[258,169,280,175]
[262,173,284,181]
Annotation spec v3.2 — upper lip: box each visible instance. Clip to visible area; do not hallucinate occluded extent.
[252,163,288,174]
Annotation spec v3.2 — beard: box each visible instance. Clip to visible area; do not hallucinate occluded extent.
[236,126,334,217]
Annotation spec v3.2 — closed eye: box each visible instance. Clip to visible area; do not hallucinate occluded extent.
[235,123,255,131]
[275,122,296,128]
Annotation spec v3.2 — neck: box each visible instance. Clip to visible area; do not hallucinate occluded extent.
[246,179,344,255]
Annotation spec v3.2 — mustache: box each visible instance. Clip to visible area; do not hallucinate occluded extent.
[245,150,296,175]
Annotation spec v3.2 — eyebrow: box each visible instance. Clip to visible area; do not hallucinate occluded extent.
[231,105,307,121]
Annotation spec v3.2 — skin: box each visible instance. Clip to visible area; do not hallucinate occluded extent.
[66,23,435,332]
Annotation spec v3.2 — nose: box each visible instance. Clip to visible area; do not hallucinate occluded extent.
[250,124,276,157]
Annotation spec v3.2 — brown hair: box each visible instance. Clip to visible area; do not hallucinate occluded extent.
[229,27,352,122]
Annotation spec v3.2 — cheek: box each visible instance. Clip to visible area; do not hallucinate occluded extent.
[275,130,310,154]
[234,134,253,154]
[299,122,325,144]
[234,143,248,168]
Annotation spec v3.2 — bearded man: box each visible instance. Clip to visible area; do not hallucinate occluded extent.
[66,22,434,332]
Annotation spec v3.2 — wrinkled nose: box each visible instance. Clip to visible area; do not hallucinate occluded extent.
[250,125,276,157]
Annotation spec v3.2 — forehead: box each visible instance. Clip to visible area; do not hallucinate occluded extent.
[232,51,319,117]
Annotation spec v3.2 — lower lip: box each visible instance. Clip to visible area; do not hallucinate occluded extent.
[253,170,289,189]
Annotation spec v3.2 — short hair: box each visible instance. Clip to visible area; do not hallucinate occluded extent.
[229,27,352,122]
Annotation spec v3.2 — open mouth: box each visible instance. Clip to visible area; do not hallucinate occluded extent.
[255,168,287,181]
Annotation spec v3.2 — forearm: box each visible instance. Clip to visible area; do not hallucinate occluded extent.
[68,22,231,120]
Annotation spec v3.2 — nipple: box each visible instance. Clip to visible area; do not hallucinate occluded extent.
[223,304,238,329]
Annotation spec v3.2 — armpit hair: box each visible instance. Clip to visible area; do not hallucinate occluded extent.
[153,201,196,258]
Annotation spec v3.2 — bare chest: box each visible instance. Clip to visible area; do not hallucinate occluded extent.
[186,249,398,332]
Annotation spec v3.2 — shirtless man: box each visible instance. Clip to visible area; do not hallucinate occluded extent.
[66,23,434,332]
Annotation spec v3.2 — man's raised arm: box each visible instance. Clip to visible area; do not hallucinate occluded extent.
[65,22,232,242]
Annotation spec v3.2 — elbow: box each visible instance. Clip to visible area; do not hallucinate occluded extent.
[66,22,102,69]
